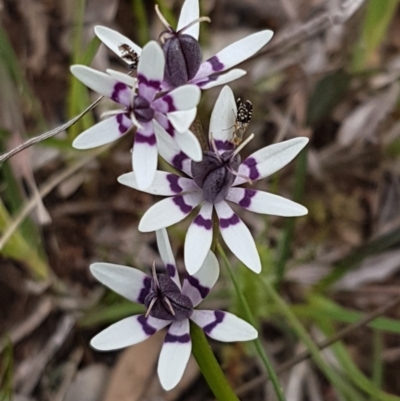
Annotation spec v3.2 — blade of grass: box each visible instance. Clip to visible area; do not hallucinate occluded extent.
[217,244,287,401]
[316,318,400,401]
[0,339,13,401]
[351,0,399,73]
[370,330,384,401]
[132,0,151,46]
[260,277,366,401]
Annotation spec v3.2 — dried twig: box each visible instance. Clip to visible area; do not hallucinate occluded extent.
[0,145,108,250]
[0,96,103,163]
[236,294,400,396]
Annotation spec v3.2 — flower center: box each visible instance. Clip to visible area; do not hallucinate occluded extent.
[191,151,241,203]
[144,271,193,321]
[133,95,154,123]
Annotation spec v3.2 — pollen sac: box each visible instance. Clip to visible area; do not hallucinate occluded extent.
[144,274,193,321]
[191,151,241,203]
[163,34,202,87]
[133,95,154,122]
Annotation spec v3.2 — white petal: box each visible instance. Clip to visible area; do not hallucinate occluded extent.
[91,315,169,351]
[177,0,199,39]
[153,85,201,113]
[182,251,219,307]
[132,123,158,190]
[234,137,309,185]
[153,119,193,176]
[195,30,273,78]
[94,26,142,62]
[195,69,247,90]
[118,171,198,196]
[90,263,151,304]
[174,130,202,162]
[106,69,137,87]
[158,320,191,391]
[139,192,203,232]
[156,228,180,289]
[191,310,257,342]
[215,201,261,273]
[226,188,308,216]
[72,115,132,149]
[209,85,236,151]
[70,65,132,107]
[167,109,197,133]
[137,41,164,101]
[184,202,214,275]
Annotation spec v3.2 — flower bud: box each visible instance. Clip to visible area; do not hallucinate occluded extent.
[163,34,202,87]
[191,151,241,203]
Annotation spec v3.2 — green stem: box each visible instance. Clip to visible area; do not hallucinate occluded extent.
[217,244,287,401]
[190,322,240,401]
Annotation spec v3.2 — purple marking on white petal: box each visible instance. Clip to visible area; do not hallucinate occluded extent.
[239,189,256,208]
[138,74,161,90]
[215,140,234,152]
[166,263,176,277]
[186,275,210,298]
[243,157,260,180]
[173,196,193,214]
[116,113,131,134]
[167,174,183,193]
[172,151,189,170]
[136,132,157,145]
[138,276,152,304]
[162,95,176,112]
[208,56,224,72]
[219,214,240,229]
[111,82,129,103]
[138,314,158,335]
[193,215,212,230]
[203,311,224,334]
[164,332,191,343]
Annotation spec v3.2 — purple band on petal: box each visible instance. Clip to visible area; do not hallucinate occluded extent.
[203,310,225,334]
[219,213,240,229]
[138,314,157,335]
[111,82,128,103]
[116,113,130,134]
[193,214,212,230]
[167,174,183,193]
[138,276,152,304]
[165,332,191,343]
[165,120,175,137]
[239,189,256,208]
[215,140,234,151]
[172,151,188,170]
[173,196,193,214]
[138,74,161,90]
[136,133,156,145]
[243,158,260,180]
[208,56,224,72]
[166,263,176,277]
[186,275,210,299]
[162,95,176,112]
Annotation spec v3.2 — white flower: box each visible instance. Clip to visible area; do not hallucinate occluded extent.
[71,41,202,189]
[90,228,257,391]
[95,0,273,90]
[118,86,308,274]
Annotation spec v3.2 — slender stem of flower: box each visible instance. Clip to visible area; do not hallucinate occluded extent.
[190,322,240,401]
[217,244,287,401]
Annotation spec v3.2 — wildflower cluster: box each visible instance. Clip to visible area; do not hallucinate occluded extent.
[72,0,308,391]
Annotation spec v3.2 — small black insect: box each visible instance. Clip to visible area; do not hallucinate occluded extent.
[118,43,139,70]
[232,98,253,146]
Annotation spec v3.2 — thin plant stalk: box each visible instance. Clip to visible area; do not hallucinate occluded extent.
[217,244,287,401]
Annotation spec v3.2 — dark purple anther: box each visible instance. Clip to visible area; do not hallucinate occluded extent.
[191,151,241,203]
[133,95,155,122]
[162,34,202,87]
[144,274,193,321]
